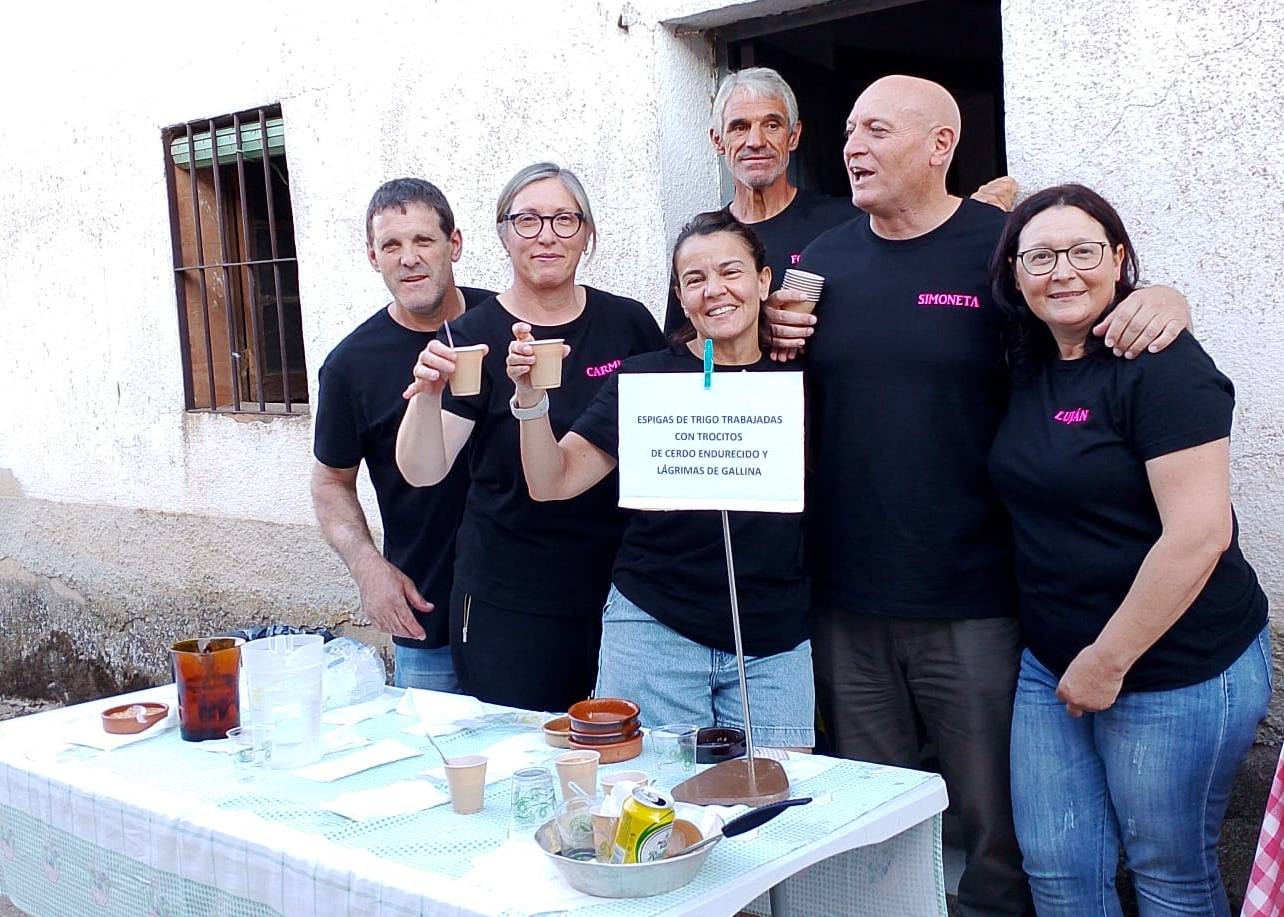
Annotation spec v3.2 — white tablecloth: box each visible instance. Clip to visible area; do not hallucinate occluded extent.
[0,686,947,916]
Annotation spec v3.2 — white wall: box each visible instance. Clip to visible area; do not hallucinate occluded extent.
[1002,0,1284,604]
[1,0,1280,617]
[0,0,720,527]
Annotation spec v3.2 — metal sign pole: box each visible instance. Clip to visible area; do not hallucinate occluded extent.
[721,510,756,773]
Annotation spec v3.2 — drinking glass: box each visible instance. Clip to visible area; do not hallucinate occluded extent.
[226,724,274,783]
[171,637,243,741]
[509,766,557,840]
[651,724,698,787]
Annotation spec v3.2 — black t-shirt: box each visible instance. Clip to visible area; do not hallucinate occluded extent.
[663,189,856,334]
[988,332,1267,692]
[313,287,493,648]
[571,345,810,657]
[800,198,1016,618]
[442,287,666,615]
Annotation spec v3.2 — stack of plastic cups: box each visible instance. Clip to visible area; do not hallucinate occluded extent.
[779,269,825,313]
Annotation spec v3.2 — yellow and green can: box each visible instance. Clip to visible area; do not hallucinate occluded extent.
[609,786,675,863]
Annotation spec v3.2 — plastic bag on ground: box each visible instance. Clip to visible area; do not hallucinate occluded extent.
[322,637,389,710]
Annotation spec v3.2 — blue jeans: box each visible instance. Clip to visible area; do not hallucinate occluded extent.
[1010,629,1271,916]
[393,642,460,694]
[595,585,815,748]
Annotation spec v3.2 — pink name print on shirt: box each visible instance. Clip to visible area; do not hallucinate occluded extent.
[585,358,622,379]
[1053,408,1092,425]
[789,252,803,266]
[917,291,981,309]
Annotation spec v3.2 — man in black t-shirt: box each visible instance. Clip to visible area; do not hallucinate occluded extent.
[786,77,1193,917]
[664,67,1017,335]
[311,179,492,693]
[663,67,853,335]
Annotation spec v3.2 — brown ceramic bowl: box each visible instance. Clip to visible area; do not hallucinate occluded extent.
[696,726,746,764]
[568,727,641,747]
[569,714,639,741]
[567,698,641,735]
[543,715,572,749]
[568,731,643,764]
[101,702,169,735]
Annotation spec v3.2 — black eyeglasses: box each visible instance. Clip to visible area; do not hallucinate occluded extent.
[499,211,585,239]
[1016,241,1109,276]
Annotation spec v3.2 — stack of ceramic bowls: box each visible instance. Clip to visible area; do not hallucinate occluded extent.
[567,698,643,763]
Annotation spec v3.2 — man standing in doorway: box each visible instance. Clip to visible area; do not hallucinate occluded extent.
[312,179,493,692]
[665,66,1016,334]
[789,76,1190,915]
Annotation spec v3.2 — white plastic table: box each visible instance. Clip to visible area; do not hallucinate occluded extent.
[0,686,947,916]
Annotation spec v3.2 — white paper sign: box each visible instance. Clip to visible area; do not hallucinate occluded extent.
[617,372,804,512]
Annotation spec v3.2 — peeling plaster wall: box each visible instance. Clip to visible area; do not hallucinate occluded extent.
[0,1,719,693]
[0,496,356,701]
[1003,1,1284,730]
[1001,2,1284,592]
[2,0,1281,712]
[0,0,718,528]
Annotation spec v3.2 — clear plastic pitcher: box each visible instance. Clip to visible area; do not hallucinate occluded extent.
[241,633,324,768]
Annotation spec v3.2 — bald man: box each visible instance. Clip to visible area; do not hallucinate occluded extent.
[781,76,1190,916]
[663,67,1017,335]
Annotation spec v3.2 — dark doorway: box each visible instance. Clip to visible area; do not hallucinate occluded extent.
[717,0,1006,201]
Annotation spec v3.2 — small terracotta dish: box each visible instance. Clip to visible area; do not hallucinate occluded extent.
[696,726,746,764]
[567,698,641,735]
[101,702,169,735]
[568,731,643,764]
[543,715,572,749]
[568,727,641,747]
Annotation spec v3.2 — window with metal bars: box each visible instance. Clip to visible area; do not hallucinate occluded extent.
[162,104,307,414]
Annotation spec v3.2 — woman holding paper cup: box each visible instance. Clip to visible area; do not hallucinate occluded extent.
[509,210,813,751]
[396,162,663,712]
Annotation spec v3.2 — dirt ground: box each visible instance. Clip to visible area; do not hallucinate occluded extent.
[0,696,1278,916]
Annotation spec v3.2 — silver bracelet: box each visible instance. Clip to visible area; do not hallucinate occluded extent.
[509,391,550,421]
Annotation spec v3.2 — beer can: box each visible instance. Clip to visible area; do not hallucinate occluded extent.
[609,786,675,864]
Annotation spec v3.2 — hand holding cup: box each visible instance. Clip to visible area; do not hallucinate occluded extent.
[764,287,817,362]
[507,322,570,402]
[402,340,488,400]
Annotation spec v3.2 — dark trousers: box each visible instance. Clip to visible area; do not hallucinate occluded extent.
[449,584,602,713]
[813,609,1033,917]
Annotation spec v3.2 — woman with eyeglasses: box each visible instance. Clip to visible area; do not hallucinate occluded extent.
[396,162,663,711]
[988,184,1270,916]
[507,210,813,750]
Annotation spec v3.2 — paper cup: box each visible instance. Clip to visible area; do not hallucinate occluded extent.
[555,749,600,800]
[529,339,565,390]
[591,806,619,862]
[599,770,650,795]
[448,344,487,397]
[780,269,825,314]
[444,754,488,814]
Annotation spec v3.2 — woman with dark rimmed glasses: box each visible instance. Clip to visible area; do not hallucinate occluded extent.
[395,162,663,711]
[988,183,1270,915]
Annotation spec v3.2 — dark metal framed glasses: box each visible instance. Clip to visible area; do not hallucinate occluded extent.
[1016,241,1110,276]
[500,211,585,239]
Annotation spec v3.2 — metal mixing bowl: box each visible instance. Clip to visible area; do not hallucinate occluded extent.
[534,802,725,898]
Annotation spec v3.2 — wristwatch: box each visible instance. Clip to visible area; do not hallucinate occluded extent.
[509,391,550,421]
